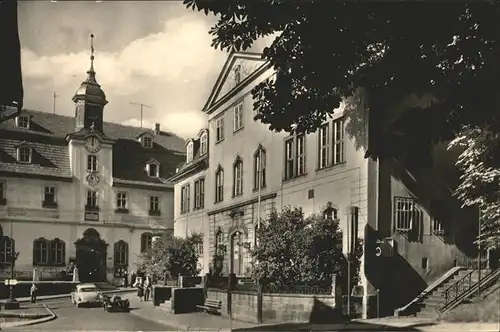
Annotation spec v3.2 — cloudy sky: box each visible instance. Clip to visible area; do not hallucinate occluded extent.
[18,1,271,138]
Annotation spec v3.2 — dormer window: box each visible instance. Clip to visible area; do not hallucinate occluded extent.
[17,146,32,163]
[200,132,208,155]
[16,115,29,129]
[142,136,153,148]
[186,142,194,163]
[146,160,160,178]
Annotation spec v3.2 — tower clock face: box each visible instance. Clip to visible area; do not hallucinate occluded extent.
[84,135,101,153]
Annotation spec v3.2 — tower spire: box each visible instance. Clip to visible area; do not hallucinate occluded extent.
[86,33,97,83]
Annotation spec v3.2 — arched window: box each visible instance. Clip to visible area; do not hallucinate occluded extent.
[0,237,14,264]
[141,232,152,253]
[186,141,194,163]
[114,240,129,266]
[17,146,32,163]
[233,157,243,196]
[33,238,50,265]
[254,146,266,190]
[200,132,208,155]
[215,166,224,203]
[50,238,65,265]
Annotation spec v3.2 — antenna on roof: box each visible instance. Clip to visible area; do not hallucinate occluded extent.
[129,101,152,128]
[53,91,58,114]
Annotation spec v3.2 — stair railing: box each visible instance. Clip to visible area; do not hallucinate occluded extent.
[437,267,500,313]
[438,270,474,312]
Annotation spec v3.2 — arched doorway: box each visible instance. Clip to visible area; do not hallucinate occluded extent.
[230,231,243,276]
[75,228,108,283]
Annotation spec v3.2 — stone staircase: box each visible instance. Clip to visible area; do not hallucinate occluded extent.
[158,299,173,313]
[415,269,485,319]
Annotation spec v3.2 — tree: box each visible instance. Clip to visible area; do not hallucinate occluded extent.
[449,126,500,247]
[185,0,500,161]
[137,232,202,279]
[251,207,363,290]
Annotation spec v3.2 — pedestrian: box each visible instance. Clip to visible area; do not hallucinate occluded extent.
[30,283,38,303]
[144,280,151,302]
[130,271,136,287]
[124,270,129,288]
[137,283,144,302]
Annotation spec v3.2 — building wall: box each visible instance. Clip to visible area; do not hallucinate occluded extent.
[173,170,209,275]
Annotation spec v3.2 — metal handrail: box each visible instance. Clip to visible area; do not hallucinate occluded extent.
[438,268,500,313]
[440,270,475,310]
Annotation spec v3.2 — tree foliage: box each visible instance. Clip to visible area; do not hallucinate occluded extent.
[449,126,500,247]
[137,232,202,278]
[185,0,500,161]
[251,207,363,289]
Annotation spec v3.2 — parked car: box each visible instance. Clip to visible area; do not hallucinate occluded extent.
[101,294,130,312]
[71,283,102,307]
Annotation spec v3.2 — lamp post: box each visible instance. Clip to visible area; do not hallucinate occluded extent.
[4,251,20,309]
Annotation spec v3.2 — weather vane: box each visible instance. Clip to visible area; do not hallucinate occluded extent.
[90,33,95,70]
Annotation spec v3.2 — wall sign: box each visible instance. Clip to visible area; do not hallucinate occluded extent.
[84,212,99,221]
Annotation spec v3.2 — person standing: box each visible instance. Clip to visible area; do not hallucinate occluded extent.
[30,283,38,303]
[137,283,144,302]
[123,270,129,288]
[144,278,151,302]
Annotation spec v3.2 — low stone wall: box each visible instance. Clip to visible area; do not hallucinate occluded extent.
[152,285,174,306]
[206,288,336,324]
[180,276,202,288]
[0,281,79,299]
[171,287,204,314]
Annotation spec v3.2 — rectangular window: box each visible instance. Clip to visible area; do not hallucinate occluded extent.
[233,102,243,132]
[86,190,98,208]
[333,118,345,165]
[18,147,31,163]
[43,186,57,207]
[254,149,266,189]
[142,136,153,148]
[215,169,224,203]
[431,200,445,235]
[181,184,190,213]
[296,135,306,176]
[87,155,98,172]
[284,139,294,180]
[318,124,330,169]
[0,180,5,204]
[215,117,225,142]
[194,178,205,210]
[394,197,414,231]
[284,136,306,180]
[116,192,127,209]
[16,115,29,128]
[149,196,160,214]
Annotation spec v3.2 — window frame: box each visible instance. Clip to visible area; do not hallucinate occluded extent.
[149,196,160,215]
[33,238,50,265]
[180,184,191,214]
[215,166,224,203]
[200,133,208,155]
[140,233,153,253]
[284,135,306,180]
[116,191,128,210]
[50,238,65,266]
[215,116,225,142]
[332,117,346,165]
[16,115,30,129]
[0,237,14,264]
[17,146,32,164]
[233,102,244,132]
[86,189,98,210]
[147,162,160,178]
[233,157,243,197]
[194,178,205,210]
[43,185,57,207]
[0,180,5,205]
[186,141,194,163]
[394,196,415,232]
[87,154,98,172]
[318,124,330,169]
[254,146,267,190]
[114,240,129,266]
[142,135,153,148]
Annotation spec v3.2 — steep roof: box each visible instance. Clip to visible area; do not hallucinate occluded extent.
[0,109,186,185]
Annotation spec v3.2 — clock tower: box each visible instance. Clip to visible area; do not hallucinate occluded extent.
[72,34,107,134]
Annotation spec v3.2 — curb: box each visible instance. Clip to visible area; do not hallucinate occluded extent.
[0,305,56,329]
[0,289,136,304]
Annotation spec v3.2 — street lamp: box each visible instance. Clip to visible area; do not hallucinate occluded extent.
[4,251,20,309]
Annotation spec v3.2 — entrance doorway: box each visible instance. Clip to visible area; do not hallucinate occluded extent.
[75,228,108,283]
[230,231,243,276]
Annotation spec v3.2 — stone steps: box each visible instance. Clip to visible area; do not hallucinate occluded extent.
[158,300,172,313]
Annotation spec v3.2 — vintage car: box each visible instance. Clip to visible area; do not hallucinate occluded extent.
[71,283,102,307]
[101,293,130,312]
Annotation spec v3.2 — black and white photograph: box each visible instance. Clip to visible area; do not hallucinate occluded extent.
[0,0,499,331]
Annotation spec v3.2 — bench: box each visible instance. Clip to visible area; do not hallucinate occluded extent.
[196,299,222,314]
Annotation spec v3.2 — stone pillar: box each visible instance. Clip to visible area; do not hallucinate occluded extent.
[32,267,39,282]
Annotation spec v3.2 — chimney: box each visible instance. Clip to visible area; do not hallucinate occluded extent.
[154,123,160,135]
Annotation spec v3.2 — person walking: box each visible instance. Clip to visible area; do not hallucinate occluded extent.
[137,283,144,302]
[30,283,38,303]
[144,279,151,302]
